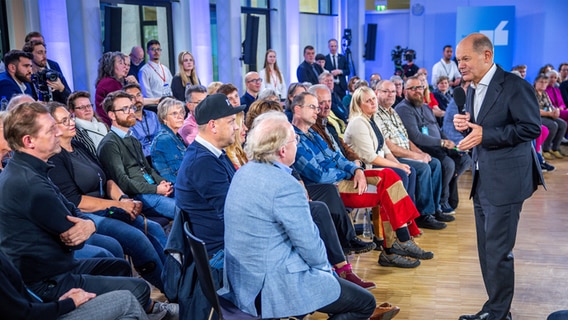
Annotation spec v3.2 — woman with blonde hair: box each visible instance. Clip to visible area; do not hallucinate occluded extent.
[171,51,200,101]
[225,112,248,169]
[259,49,286,100]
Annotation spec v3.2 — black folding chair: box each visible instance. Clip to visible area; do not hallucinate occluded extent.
[183,222,260,320]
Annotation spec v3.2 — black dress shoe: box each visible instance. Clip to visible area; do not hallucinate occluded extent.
[435,211,455,222]
[459,311,489,320]
[416,214,447,230]
[343,237,376,254]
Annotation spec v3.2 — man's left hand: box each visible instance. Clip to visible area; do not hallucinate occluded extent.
[60,216,96,246]
[352,169,368,195]
[47,78,65,92]
[457,122,483,151]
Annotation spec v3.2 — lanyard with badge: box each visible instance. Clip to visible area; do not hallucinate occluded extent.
[111,131,156,185]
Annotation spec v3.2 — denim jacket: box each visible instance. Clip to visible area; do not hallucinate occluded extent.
[151,124,187,183]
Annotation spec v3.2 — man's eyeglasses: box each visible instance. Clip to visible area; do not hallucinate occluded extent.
[302,104,321,112]
[406,85,424,91]
[112,105,138,114]
[247,78,263,84]
[74,104,93,111]
[287,134,300,145]
[150,47,162,52]
[56,114,76,126]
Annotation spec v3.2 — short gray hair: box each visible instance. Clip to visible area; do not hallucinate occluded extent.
[244,111,291,164]
[157,97,185,123]
[308,84,329,95]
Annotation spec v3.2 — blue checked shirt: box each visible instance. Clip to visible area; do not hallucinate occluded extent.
[293,126,361,185]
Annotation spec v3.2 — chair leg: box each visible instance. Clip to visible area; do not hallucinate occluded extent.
[208,307,214,320]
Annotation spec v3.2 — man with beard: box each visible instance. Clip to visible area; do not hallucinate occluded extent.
[0,50,36,100]
[123,83,161,163]
[22,40,71,103]
[97,91,178,221]
[395,76,471,219]
[139,40,173,98]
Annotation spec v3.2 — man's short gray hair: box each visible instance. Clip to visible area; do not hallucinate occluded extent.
[308,84,329,95]
[245,111,291,164]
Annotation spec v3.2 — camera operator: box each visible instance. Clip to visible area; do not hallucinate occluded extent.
[22,40,71,103]
[401,49,419,79]
[0,50,36,101]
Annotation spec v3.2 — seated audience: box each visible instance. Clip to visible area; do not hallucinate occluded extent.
[416,72,444,118]
[390,75,405,106]
[432,75,452,126]
[0,112,10,171]
[342,75,360,109]
[179,84,207,145]
[545,70,568,125]
[257,88,280,102]
[68,90,108,151]
[221,111,399,320]
[293,92,433,268]
[171,51,200,102]
[0,102,177,318]
[216,83,241,107]
[284,82,310,121]
[151,98,188,183]
[207,81,223,95]
[46,102,168,291]
[224,111,248,169]
[395,76,472,218]
[535,73,567,160]
[97,91,178,220]
[320,71,349,123]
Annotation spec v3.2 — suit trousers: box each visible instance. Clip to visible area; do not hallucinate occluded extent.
[28,258,152,310]
[306,184,357,248]
[473,171,523,320]
[309,201,346,266]
[317,277,376,319]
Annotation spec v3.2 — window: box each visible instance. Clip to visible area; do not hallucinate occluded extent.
[300,0,331,15]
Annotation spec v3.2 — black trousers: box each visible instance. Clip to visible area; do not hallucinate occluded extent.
[309,201,346,266]
[306,184,356,248]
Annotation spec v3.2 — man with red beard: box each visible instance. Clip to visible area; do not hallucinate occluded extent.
[97,91,178,221]
[0,50,36,101]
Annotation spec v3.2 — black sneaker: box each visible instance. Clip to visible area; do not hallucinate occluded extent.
[343,237,376,254]
[435,211,455,222]
[541,162,555,172]
[416,215,447,230]
[391,239,434,260]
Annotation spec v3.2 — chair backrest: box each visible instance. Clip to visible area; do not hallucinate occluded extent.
[183,221,224,319]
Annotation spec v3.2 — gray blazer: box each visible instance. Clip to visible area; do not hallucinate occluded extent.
[220,161,340,318]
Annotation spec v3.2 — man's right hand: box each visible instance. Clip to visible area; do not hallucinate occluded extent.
[156,180,173,196]
[59,288,96,307]
[60,216,96,246]
[397,163,412,175]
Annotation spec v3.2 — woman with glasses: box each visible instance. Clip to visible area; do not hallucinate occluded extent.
[68,90,108,150]
[171,51,200,102]
[95,52,129,126]
[150,98,188,183]
[534,73,567,160]
[259,49,286,101]
[47,102,168,292]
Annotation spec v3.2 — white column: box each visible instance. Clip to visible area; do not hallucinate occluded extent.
[187,0,213,86]
[65,0,102,95]
[216,0,243,88]
[344,0,365,78]
[272,0,300,83]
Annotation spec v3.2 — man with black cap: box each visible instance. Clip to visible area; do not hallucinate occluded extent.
[175,93,245,257]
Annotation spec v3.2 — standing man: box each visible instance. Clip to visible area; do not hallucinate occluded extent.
[454,33,543,320]
[128,46,146,81]
[139,40,173,98]
[297,45,323,85]
[431,45,461,89]
[0,50,35,100]
[240,71,262,114]
[325,39,349,99]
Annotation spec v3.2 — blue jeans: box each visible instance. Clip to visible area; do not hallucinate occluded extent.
[135,193,178,220]
[76,233,124,259]
[85,213,167,291]
[398,157,442,215]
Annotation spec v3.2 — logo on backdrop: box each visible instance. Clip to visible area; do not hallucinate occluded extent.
[456,6,515,70]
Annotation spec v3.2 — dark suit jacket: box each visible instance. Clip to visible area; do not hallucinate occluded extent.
[325,53,349,97]
[467,65,544,206]
[0,72,34,100]
[296,61,323,85]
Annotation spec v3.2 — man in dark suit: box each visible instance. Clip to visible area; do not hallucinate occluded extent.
[454,33,544,320]
[324,39,349,99]
[0,50,35,101]
[297,45,323,85]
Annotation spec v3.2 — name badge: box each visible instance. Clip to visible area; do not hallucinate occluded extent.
[421,126,429,135]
